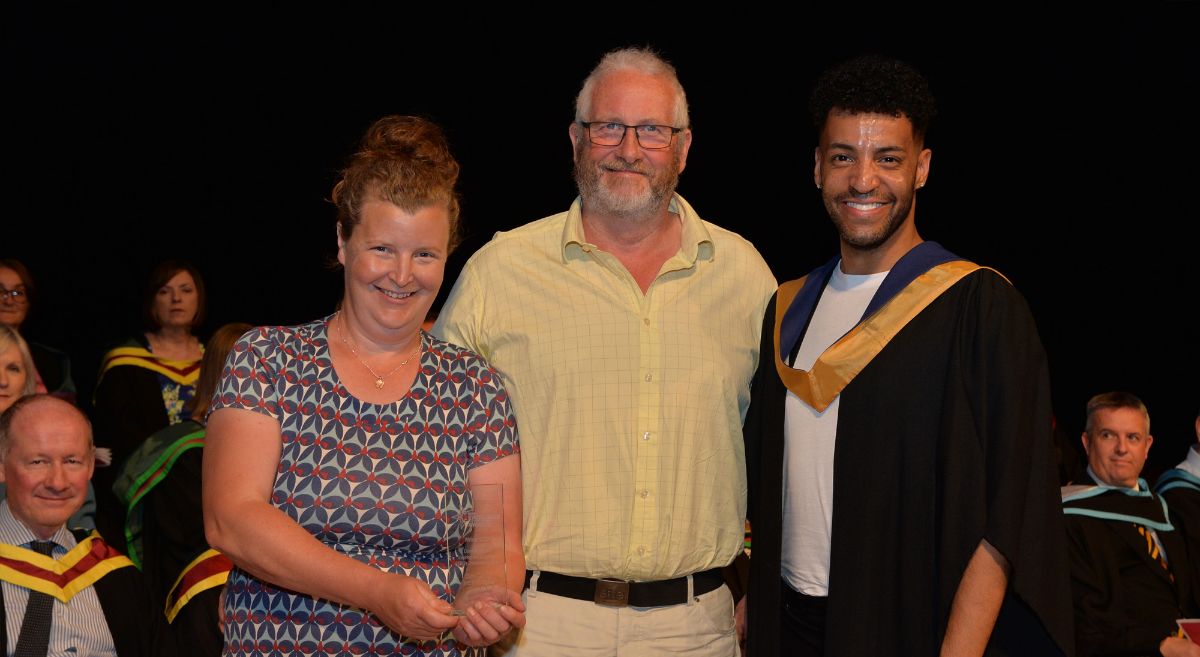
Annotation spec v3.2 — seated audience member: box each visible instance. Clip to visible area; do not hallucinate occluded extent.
[0,325,97,531]
[0,259,76,403]
[0,395,165,655]
[1063,392,1200,657]
[92,259,206,540]
[0,326,37,415]
[1156,409,1200,601]
[113,322,249,656]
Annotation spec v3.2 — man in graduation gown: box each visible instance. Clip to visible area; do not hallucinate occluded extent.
[1066,393,1200,657]
[0,394,168,655]
[743,54,1074,656]
[1155,410,1200,593]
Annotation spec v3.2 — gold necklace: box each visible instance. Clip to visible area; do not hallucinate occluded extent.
[336,312,421,389]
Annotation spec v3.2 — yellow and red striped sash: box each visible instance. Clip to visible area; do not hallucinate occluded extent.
[0,532,134,603]
[98,345,201,386]
[165,549,233,623]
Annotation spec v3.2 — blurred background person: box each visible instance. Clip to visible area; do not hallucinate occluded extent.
[203,115,524,656]
[0,325,37,414]
[1155,407,1200,612]
[113,321,250,657]
[0,323,98,530]
[0,258,76,402]
[92,259,206,539]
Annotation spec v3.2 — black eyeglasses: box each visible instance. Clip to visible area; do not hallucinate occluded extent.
[578,121,683,150]
[0,287,27,304]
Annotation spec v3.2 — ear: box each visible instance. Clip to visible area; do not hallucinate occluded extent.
[676,128,693,174]
[337,224,347,267]
[569,122,583,161]
[813,146,823,188]
[1080,431,1091,456]
[1146,434,1154,452]
[916,148,932,189]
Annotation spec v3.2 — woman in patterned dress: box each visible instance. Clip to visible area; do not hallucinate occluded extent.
[202,115,525,656]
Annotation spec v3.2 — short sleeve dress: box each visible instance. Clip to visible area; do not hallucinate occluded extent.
[210,316,519,656]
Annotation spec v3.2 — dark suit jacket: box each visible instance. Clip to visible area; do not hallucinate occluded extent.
[0,529,171,656]
[1065,478,1199,656]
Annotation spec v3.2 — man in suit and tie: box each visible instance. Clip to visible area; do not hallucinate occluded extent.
[0,394,163,656]
[1064,391,1200,656]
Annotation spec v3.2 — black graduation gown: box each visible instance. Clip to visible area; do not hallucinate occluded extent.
[1063,480,1198,656]
[0,529,173,656]
[92,336,191,541]
[745,251,1073,656]
[1157,469,1200,633]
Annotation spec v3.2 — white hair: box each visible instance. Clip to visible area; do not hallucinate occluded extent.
[574,47,689,129]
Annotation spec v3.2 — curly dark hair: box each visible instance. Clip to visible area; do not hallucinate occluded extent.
[809,54,937,143]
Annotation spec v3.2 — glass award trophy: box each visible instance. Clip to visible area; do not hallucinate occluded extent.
[451,482,507,615]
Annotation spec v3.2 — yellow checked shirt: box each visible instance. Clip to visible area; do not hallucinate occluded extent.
[435,195,776,581]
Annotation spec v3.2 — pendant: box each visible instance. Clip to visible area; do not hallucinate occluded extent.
[375,378,385,389]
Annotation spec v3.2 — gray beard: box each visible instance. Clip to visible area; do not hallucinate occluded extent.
[573,147,679,220]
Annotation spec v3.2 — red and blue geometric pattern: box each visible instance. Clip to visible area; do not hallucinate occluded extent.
[211,317,519,656]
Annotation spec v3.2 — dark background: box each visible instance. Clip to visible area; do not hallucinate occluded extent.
[4,7,1198,479]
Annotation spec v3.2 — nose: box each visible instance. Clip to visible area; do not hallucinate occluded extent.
[1113,437,1130,455]
[392,257,414,286]
[0,369,8,388]
[46,463,70,491]
[616,126,642,160]
[848,160,879,195]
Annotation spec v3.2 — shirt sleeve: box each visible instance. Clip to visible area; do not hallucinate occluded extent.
[433,258,486,359]
[209,327,282,422]
[465,360,518,469]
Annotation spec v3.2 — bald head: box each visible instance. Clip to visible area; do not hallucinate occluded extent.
[0,394,93,461]
[0,395,94,539]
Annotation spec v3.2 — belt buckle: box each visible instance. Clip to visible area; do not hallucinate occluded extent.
[594,578,630,607]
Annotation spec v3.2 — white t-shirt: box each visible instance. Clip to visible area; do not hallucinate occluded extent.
[782,263,887,596]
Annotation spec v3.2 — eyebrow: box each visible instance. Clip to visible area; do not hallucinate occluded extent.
[827,142,906,154]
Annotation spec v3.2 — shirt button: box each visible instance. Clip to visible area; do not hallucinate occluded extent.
[638,546,646,556]
[642,431,651,441]
[644,373,652,382]
[643,317,650,326]
[640,490,649,499]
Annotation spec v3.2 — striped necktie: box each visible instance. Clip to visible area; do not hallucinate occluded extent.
[14,540,57,657]
[1137,524,1173,582]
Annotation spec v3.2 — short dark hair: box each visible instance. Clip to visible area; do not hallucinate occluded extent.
[142,259,207,331]
[1084,391,1150,435]
[809,54,937,143]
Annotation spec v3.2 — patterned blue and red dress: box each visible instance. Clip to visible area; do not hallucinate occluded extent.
[211,316,519,656]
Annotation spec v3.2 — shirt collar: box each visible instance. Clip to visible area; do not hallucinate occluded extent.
[560,194,715,265]
[1179,444,1200,479]
[0,500,76,553]
[1087,465,1141,491]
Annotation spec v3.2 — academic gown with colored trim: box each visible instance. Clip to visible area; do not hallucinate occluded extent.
[1063,477,1199,657]
[744,243,1074,656]
[1156,469,1200,633]
[0,529,171,656]
[114,420,226,657]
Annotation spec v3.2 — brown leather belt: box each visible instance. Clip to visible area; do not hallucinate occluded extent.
[524,568,726,607]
